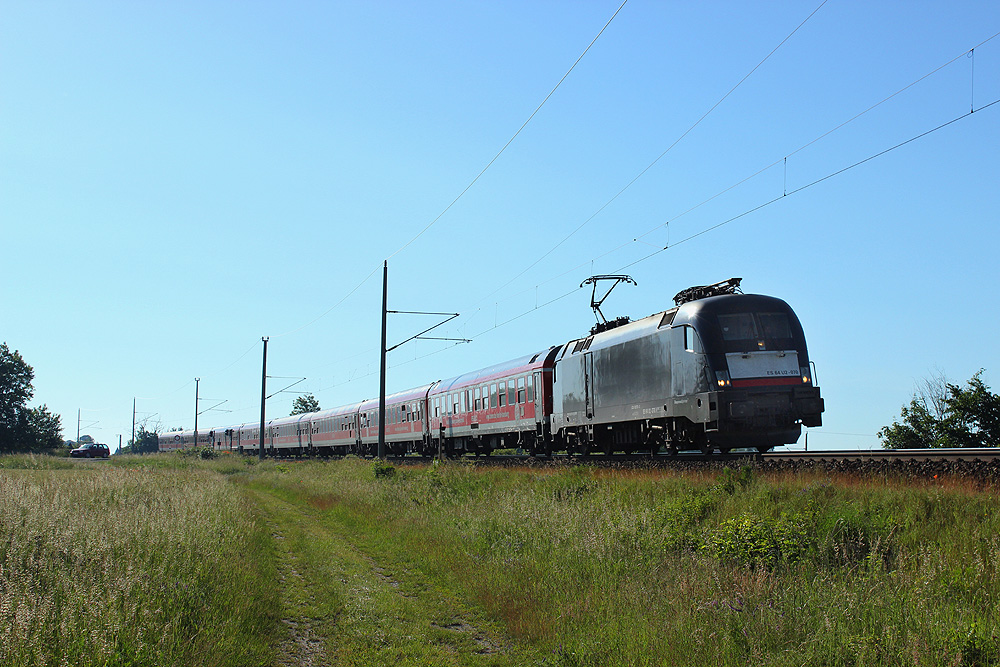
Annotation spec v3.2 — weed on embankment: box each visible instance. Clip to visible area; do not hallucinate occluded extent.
[250,458,1000,667]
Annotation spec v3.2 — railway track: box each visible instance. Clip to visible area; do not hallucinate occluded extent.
[372,447,1000,484]
[264,447,1000,465]
[761,447,1000,462]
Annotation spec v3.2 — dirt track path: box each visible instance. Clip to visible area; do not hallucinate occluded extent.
[248,488,515,667]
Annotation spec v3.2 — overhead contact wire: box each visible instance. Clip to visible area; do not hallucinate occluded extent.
[616,97,1000,273]
[468,0,829,312]
[385,0,630,262]
[255,1,629,345]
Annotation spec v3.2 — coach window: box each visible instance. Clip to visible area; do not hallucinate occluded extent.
[497,381,506,407]
[463,390,470,413]
[507,381,515,405]
[490,384,498,409]
[474,387,482,411]
[526,375,534,402]
[517,377,526,403]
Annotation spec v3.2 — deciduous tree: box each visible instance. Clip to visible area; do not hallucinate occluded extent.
[880,370,999,448]
[0,342,62,452]
[291,393,320,415]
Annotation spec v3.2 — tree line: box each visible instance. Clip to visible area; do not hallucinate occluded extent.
[0,343,63,453]
[880,370,1000,449]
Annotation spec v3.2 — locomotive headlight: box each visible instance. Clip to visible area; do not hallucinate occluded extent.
[715,371,731,387]
[800,367,811,384]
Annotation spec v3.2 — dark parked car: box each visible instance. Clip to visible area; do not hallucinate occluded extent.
[70,443,110,458]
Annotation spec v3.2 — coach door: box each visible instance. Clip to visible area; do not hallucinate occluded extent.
[297,420,308,450]
[532,372,543,424]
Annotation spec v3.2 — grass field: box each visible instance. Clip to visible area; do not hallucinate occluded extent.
[2,453,998,666]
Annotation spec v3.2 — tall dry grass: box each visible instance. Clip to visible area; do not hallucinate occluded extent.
[0,463,279,667]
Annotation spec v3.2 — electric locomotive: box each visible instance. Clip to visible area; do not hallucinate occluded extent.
[551,278,823,454]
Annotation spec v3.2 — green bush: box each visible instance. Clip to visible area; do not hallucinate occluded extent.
[704,512,812,567]
[372,459,396,479]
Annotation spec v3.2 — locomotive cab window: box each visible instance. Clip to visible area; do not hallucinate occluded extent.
[757,312,793,340]
[718,313,758,341]
[718,312,793,346]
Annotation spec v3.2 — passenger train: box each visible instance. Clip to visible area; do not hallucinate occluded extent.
[159,279,824,457]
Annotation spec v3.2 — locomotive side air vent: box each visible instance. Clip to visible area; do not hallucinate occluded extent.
[571,336,597,353]
[673,277,743,306]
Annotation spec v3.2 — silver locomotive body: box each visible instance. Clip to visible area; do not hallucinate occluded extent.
[552,293,823,454]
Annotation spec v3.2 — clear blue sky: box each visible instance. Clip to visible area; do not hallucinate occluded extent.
[2,1,998,450]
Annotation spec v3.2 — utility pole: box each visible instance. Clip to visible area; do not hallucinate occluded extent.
[377,260,468,461]
[77,408,80,442]
[131,398,136,448]
[194,378,200,449]
[379,261,388,459]
[259,337,268,460]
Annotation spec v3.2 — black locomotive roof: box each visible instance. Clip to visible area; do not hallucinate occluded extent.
[672,293,796,323]
[673,292,809,356]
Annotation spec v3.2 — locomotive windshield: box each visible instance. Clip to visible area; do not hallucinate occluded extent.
[718,312,793,345]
